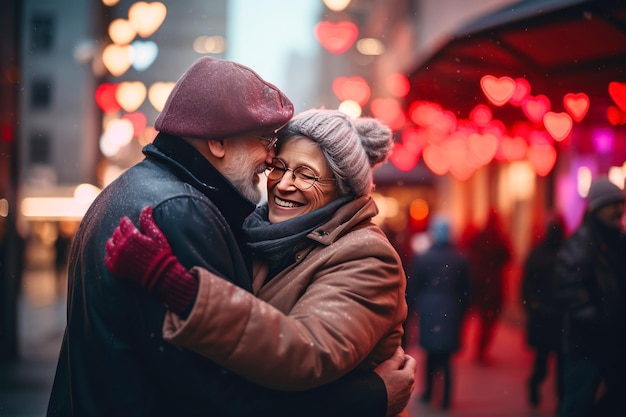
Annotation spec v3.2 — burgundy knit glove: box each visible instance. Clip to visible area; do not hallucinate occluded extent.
[104,206,198,314]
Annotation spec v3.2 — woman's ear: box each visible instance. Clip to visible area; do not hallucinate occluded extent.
[206,139,226,158]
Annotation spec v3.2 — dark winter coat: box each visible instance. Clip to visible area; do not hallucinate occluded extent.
[409,242,471,353]
[47,133,386,417]
[465,227,511,313]
[521,235,563,350]
[554,215,626,357]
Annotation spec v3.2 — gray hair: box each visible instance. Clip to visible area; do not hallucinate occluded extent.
[277,109,393,197]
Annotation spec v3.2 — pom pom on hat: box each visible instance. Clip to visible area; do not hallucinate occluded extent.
[155,57,294,139]
[587,177,625,212]
[278,109,393,197]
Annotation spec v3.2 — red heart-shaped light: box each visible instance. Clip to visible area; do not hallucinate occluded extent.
[543,112,573,141]
[522,95,551,124]
[444,134,469,168]
[386,73,410,98]
[429,110,457,135]
[444,134,475,181]
[332,76,370,105]
[468,133,498,165]
[483,119,506,139]
[95,83,121,114]
[449,162,475,181]
[122,112,147,137]
[608,81,626,112]
[370,97,406,130]
[423,145,450,175]
[401,127,426,155]
[563,93,590,123]
[470,104,492,127]
[480,75,516,106]
[314,21,358,54]
[527,143,556,177]
[509,78,531,106]
[390,143,418,172]
[607,105,626,126]
[408,101,442,127]
[500,136,527,161]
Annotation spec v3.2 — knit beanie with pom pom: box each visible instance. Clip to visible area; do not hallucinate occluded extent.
[277,109,393,197]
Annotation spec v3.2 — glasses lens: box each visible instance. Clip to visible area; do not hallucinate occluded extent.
[266,159,287,180]
[266,136,278,151]
[256,135,278,151]
[293,166,317,190]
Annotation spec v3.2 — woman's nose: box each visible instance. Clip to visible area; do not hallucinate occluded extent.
[275,170,297,190]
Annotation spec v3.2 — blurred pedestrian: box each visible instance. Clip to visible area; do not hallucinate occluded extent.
[464,209,512,364]
[53,221,75,294]
[409,215,471,409]
[554,177,626,417]
[521,215,566,409]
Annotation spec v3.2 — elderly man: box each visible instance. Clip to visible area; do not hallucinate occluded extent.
[47,57,414,417]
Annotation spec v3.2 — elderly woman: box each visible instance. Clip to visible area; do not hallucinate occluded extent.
[105,109,408,409]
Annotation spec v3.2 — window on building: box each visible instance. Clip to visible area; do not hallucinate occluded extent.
[30,14,55,53]
[29,132,51,164]
[30,79,52,109]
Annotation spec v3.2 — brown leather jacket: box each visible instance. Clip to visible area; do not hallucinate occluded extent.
[162,196,407,391]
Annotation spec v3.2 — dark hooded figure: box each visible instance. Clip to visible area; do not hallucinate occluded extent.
[554,177,626,417]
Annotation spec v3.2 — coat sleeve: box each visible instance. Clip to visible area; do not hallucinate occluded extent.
[162,233,407,391]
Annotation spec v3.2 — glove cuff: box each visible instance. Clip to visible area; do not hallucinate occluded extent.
[156,257,199,315]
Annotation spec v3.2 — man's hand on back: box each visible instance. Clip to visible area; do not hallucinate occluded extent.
[374,347,416,417]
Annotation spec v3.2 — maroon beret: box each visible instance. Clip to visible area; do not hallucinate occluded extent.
[154,57,294,139]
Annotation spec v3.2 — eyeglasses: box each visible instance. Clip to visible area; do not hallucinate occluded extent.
[253,135,279,152]
[265,158,336,190]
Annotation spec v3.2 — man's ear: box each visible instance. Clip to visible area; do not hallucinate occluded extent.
[206,139,226,158]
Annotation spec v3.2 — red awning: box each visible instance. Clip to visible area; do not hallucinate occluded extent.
[405,0,626,125]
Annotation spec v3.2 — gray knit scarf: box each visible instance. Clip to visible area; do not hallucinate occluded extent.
[242,197,352,279]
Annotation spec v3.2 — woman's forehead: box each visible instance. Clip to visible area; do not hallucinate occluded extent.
[277,137,329,170]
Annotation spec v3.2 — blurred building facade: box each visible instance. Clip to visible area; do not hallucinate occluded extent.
[0,0,22,360]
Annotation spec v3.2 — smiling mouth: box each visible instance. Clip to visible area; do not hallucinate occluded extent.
[274,196,303,208]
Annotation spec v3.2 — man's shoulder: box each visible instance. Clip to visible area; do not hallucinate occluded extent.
[111,160,213,202]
